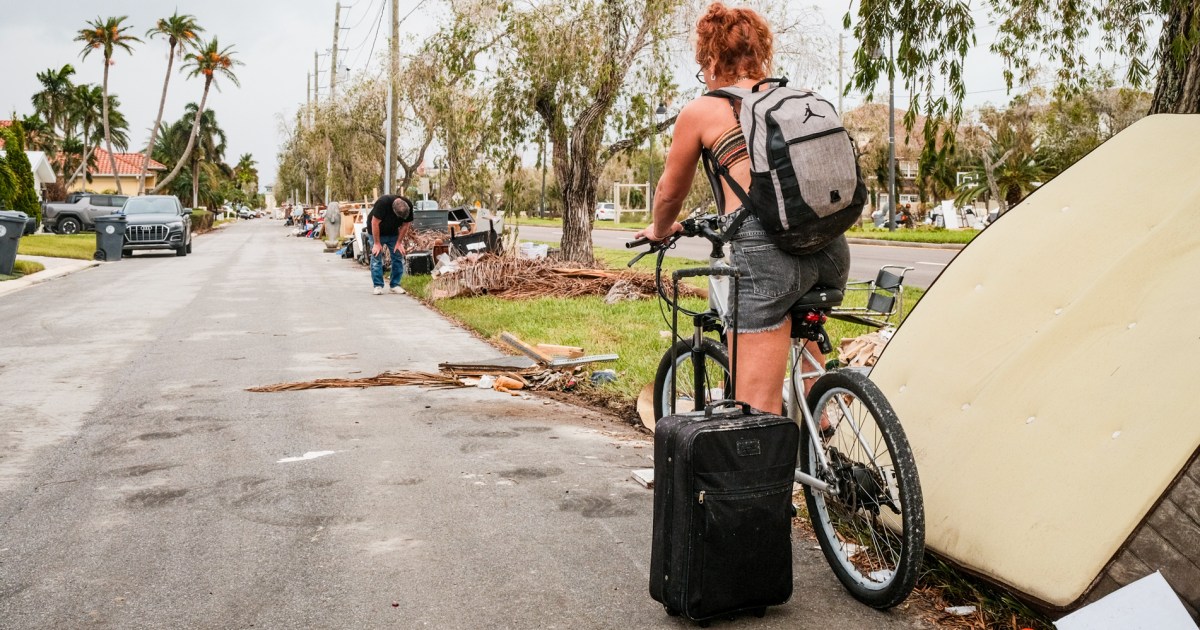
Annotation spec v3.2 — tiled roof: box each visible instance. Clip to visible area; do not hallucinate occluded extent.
[89,148,167,176]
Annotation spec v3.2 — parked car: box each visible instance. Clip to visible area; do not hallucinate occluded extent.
[237,206,255,220]
[414,199,438,212]
[118,196,193,257]
[595,202,616,221]
[42,194,129,234]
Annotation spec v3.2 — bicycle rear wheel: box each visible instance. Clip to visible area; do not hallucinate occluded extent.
[652,338,729,420]
[801,369,924,609]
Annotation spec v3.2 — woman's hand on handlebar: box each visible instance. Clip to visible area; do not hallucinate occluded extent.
[633,222,684,245]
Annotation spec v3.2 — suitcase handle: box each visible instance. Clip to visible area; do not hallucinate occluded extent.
[705,400,752,418]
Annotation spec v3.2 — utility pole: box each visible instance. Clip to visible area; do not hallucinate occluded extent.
[386,0,400,196]
[539,126,547,218]
[326,2,342,207]
[837,33,844,113]
[887,36,896,232]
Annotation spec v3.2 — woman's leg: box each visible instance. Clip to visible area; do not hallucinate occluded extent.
[728,323,792,415]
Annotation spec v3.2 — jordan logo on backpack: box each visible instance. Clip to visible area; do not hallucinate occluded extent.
[802,104,825,124]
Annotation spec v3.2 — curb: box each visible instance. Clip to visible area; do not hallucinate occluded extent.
[0,258,101,298]
[846,237,966,250]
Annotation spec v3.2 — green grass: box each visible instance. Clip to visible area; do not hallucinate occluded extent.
[0,260,46,282]
[848,225,978,245]
[401,244,923,403]
[16,234,96,260]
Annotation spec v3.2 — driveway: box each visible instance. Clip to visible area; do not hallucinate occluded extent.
[0,220,931,628]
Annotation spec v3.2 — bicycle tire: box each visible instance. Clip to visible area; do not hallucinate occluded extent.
[652,338,729,421]
[800,369,924,609]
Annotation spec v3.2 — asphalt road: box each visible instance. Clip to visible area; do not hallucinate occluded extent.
[516,225,958,290]
[0,220,930,629]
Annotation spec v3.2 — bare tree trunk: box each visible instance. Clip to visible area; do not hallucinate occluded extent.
[101,60,123,194]
[153,77,212,193]
[1149,0,1200,114]
[192,156,200,209]
[140,42,177,195]
[982,148,1014,215]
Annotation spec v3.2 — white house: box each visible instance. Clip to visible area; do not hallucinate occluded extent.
[0,149,57,200]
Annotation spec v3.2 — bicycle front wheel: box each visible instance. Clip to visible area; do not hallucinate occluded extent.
[652,338,729,420]
[801,369,924,609]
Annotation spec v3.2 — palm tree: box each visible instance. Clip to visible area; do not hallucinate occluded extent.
[153,37,241,194]
[65,88,130,189]
[75,16,141,195]
[138,12,204,195]
[31,64,76,162]
[233,153,258,198]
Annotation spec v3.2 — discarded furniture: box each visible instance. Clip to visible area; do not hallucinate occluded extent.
[868,115,1200,620]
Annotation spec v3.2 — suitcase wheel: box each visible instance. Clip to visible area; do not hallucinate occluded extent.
[698,621,710,628]
[664,606,680,617]
[754,607,767,618]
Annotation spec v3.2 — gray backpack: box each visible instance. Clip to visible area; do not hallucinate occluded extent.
[702,78,866,255]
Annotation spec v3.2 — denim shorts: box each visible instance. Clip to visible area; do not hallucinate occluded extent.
[728,215,850,333]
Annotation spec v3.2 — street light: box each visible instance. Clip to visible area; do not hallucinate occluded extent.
[648,103,667,213]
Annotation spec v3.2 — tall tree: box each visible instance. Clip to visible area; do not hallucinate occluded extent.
[139,12,204,195]
[30,64,76,163]
[494,0,681,264]
[848,0,1200,164]
[153,37,241,194]
[4,122,42,220]
[75,16,141,195]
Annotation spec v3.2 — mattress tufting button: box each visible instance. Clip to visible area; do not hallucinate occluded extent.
[1026,416,1036,425]
[1112,431,1122,440]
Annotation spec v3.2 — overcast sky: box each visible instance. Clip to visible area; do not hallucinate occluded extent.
[0,1,1143,193]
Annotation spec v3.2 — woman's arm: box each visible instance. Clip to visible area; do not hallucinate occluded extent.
[644,103,704,240]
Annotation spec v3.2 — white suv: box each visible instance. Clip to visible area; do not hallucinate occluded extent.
[595,202,616,221]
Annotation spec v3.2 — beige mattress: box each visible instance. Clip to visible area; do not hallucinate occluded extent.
[868,114,1200,607]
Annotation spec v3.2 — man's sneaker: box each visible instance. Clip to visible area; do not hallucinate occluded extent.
[389,286,406,295]
[373,286,384,295]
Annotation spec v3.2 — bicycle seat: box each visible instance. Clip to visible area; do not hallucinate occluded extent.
[790,287,844,314]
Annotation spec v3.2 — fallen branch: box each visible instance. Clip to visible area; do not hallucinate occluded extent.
[247,371,466,392]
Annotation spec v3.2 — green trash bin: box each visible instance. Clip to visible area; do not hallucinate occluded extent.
[0,210,26,275]
[94,214,127,262]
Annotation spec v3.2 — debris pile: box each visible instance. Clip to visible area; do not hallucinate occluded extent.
[429,254,706,301]
[248,334,617,397]
[836,330,894,368]
[247,371,466,392]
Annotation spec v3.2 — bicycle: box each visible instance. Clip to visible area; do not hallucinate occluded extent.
[628,214,925,610]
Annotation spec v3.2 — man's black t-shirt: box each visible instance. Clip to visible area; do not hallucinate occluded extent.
[368,195,413,237]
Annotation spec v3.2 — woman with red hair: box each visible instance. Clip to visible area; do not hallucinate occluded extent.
[634,2,850,415]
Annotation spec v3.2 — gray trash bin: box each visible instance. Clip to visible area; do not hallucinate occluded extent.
[94,214,127,262]
[0,210,26,275]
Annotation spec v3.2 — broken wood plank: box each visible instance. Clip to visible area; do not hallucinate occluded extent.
[499,332,553,365]
[535,344,585,359]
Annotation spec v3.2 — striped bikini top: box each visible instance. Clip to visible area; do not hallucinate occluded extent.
[711,125,748,170]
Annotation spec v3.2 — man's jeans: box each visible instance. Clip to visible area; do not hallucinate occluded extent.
[369,235,404,288]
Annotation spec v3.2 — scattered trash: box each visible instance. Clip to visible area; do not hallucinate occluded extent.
[518,242,549,260]
[944,606,978,616]
[838,330,893,368]
[499,332,618,369]
[590,369,617,385]
[278,451,336,463]
[495,375,524,391]
[477,375,496,389]
[632,469,655,489]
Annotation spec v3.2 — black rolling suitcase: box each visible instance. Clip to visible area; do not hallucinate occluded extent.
[648,267,799,624]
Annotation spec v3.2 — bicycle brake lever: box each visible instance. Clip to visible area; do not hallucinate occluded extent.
[627,250,652,267]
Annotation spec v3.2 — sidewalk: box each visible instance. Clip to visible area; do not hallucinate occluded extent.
[0,255,99,298]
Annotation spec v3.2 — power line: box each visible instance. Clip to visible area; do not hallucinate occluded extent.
[350,0,387,71]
